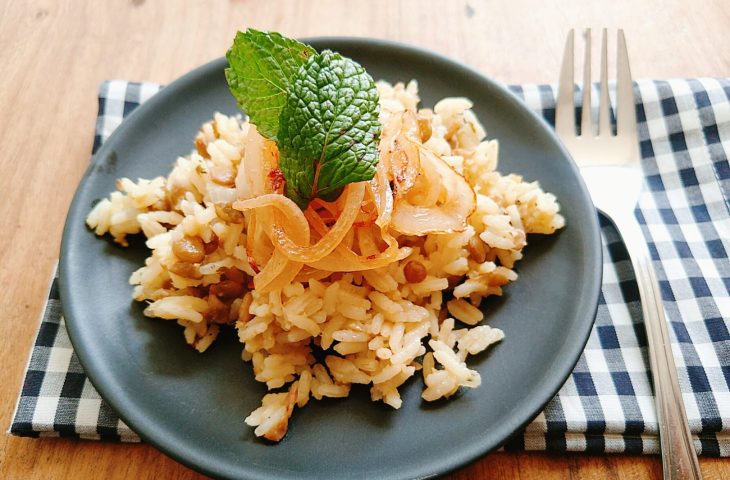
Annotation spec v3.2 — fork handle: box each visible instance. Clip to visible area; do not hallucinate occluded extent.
[613,214,703,480]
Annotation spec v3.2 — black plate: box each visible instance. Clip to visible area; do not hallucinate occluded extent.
[60,38,601,479]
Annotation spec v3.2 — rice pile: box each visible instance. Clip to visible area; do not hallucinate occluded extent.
[86,80,564,441]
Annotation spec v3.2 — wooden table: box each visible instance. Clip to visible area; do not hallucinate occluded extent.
[1,1,729,478]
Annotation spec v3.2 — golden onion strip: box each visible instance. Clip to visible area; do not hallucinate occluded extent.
[293,266,334,283]
[254,250,303,293]
[305,210,401,272]
[378,111,421,198]
[233,194,311,245]
[266,182,366,263]
[370,159,393,229]
[403,139,441,207]
[237,127,306,291]
[390,146,476,235]
[242,127,268,198]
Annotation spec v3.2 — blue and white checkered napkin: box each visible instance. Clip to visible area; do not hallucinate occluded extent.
[10,79,730,456]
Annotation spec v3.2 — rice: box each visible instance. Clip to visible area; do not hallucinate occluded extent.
[86,82,564,441]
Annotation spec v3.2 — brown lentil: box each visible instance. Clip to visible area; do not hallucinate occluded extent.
[204,234,219,254]
[206,294,229,324]
[404,261,428,283]
[215,203,245,223]
[210,280,245,300]
[168,262,202,279]
[222,267,246,284]
[447,275,463,288]
[417,109,433,142]
[172,236,205,263]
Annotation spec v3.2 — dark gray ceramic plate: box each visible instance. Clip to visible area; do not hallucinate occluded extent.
[60,38,601,480]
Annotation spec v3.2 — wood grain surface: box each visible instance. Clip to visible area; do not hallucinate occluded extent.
[1,0,729,478]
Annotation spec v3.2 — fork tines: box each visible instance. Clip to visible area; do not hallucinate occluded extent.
[555,28,636,141]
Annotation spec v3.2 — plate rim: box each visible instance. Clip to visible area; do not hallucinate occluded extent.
[59,36,602,480]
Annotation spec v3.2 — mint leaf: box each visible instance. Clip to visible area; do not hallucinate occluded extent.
[278,50,381,209]
[225,29,315,139]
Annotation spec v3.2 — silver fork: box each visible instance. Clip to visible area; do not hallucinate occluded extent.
[556,29,702,479]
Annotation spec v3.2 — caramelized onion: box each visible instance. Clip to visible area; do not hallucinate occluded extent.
[268,182,365,262]
[306,213,402,272]
[390,146,476,235]
[293,266,334,283]
[237,127,263,199]
[234,185,368,276]
[234,193,309,292]
[353,186,379,227]
[236,126,279,199]
[403,145,441,207]
[370,158,393,229]
[254,249,303,293]
[233,193,310,245]
[231,100,480,286]
[245,210,260,273]
[379,111,421,198]
[234,127,297,289]
[307,235,402,271]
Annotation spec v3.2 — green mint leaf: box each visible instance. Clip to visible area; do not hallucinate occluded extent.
[278,50,381,209]
[224,29,315,139]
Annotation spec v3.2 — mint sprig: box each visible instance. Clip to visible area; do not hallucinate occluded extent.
[225,29,315,140]
[278,51,380,208]
[225,30,381,209]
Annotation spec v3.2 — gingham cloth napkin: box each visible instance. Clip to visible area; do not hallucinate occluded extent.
[10,79,730,456]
